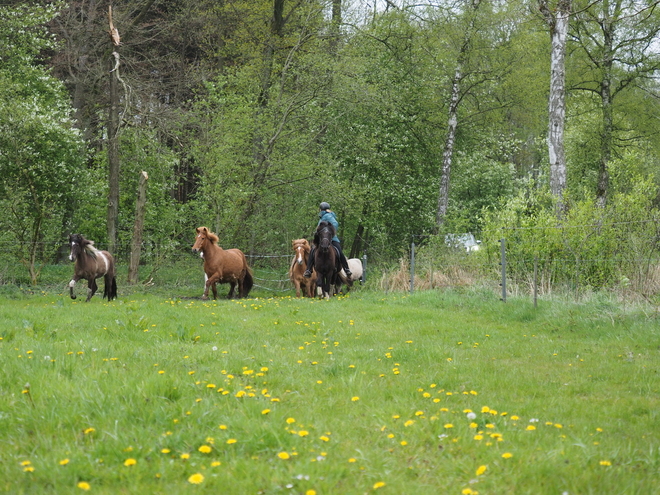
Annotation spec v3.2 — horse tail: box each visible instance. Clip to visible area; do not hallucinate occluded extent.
[103,275,117,301]
[110,276,117,300]
[104,275,118,301]
[241,266,254,298]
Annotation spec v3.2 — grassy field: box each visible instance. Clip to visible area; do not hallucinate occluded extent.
[0,286,658,494]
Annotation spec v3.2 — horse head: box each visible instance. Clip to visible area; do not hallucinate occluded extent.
[69,234,92,262]
[292,239,310,265]
[316,221,335,252]
[192,227,219,254]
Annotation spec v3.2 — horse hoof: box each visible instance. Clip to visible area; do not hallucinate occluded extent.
[70,295,77,300]
[201,295,209,300]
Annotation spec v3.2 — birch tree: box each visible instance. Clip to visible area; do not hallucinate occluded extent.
[436,0,484,228]
[539,0,571,211]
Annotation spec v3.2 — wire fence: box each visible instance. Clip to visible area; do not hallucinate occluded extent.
[2,233,660,302]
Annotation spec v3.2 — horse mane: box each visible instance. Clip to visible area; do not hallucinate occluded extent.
[292,238,310,251]
[83,243,99,259]
[71,234,99,259]
[199,227,219,244]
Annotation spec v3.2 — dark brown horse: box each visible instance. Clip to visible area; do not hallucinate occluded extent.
[288,238,316,298]
[68,234,117,302]
[313,221,340,299]
[191,227,253,300]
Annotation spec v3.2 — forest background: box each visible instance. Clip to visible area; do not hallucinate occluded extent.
[2,0,660,297]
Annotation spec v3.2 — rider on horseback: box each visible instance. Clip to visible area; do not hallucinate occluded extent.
[304,202,352,279]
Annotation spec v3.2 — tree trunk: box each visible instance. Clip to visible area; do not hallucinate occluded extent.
[436,65,461,228]
[128,171,149,284]
[596,0,614,208]
[540,0,571,212]
[435,0,482,229]
[349,224,364,259]
[107,53,120,254]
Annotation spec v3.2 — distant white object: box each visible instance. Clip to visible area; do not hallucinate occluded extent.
[339,258,363,287]
[445,233,481,252]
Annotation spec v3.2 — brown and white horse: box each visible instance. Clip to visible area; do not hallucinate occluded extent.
[288,238,316,298]
[68,234,117,302]
[191,227,253,299]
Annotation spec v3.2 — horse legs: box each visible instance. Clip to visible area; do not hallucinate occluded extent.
[86,278,98,302]
[68,276,80,300]
[227,281,237,299]
[202,275,218,300]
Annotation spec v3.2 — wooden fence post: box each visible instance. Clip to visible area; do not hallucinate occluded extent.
[410,240,415,294]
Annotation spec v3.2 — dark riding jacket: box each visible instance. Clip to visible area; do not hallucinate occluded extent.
[318,210,340,243]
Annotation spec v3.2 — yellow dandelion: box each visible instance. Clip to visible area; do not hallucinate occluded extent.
[351,396,360,402]
[277,452,290,460]
[404,420,415,427]
[526,425,536,431]
[161,448,170,454]
[226,438,237,444]
[262,409,271,415]
[476,464,487,476]
[600,460,612,466]
[218,424,227,430]
[286,417,296,424]
[188,473,205,484]
[123,458,137,467]
[77,481,91,491]
[211,461,221,467]
[198,445,212,454]
[23,466,35,472]
[373,481,386,489]
[348,458,357,463]
[444,423,454,429]
[59,459,69,465]
[180,453,190,460]
[502,452,513,459]
[320,435,330,442]
[306,490,317,495]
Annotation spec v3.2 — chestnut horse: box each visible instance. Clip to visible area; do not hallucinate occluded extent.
[288,238,316,298]
[68,234,117,302]
[313,221,340,299]
[191,227,253,299]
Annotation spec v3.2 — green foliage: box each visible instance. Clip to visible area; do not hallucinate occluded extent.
[444,135,520,234]
[480,183,660,291]
[0,2,85,283]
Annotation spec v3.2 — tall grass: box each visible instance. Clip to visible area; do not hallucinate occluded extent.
[0,289,659,494]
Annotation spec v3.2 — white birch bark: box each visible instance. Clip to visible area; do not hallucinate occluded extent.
[539,0,571,210]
